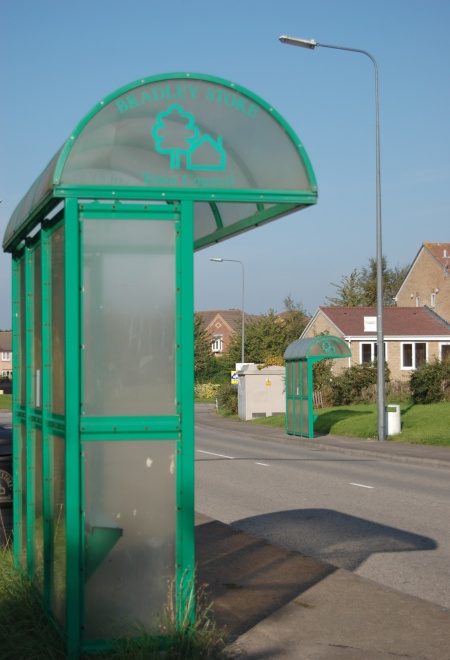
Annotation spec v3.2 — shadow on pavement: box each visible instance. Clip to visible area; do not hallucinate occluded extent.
[196,516,336,641]
[232,508,437,571]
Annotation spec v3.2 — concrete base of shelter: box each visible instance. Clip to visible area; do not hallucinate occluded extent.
[195,512,450,660]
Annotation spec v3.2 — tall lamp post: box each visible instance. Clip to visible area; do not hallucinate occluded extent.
[210,258,245,365]
[279,35,385,441]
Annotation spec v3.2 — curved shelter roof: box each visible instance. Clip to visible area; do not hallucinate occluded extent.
[3,73,317,252]
[284,335,351,361]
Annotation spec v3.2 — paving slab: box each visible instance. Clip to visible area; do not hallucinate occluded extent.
[195,513,450,660]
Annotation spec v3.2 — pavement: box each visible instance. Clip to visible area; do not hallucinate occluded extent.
[195,406,450,659]
[2,408,450,658]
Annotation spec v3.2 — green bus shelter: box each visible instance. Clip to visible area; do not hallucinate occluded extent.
[284,335,351,438]
[2,72,317,656]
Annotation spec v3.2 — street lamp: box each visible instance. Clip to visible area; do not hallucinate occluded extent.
[279,34,385,441]
[210,258,245,365]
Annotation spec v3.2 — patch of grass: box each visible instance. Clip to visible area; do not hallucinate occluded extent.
[0,394,11,410]
[251,414,285,428]
[0,544,66,659]
[250,402,450,446]
[0,545,227,659]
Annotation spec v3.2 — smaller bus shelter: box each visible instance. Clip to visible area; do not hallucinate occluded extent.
[284,335,351,438]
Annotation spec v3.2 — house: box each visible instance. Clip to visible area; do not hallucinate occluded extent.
[197,309,243,355]
[395,242,450,322]
[0,331,12,379]
[301,306,450,382]
[197,309,258,356]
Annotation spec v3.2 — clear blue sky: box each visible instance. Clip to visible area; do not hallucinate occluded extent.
[1,0,449,327]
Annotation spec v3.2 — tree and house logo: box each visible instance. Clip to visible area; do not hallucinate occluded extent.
[152,104,227,171]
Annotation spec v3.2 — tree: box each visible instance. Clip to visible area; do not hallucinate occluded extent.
[281,295,309,344]
[326,269,365,307]
[194,313,216,383]
[223,298,309,366]
[327,257,410,307]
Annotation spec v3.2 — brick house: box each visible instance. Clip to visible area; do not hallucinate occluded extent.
[0,331,12,379]
[395,242,450,322]
[301,306,450,382]
[197,309,243,356]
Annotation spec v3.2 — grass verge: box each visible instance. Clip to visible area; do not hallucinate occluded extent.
[0,543,227,659]
[251,402,450,446]
[0,394,11,411]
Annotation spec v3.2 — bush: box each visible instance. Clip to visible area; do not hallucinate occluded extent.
[216,383,238,415]
[410,359,450,404]
[330,363,390,406]
[194,383,221,401]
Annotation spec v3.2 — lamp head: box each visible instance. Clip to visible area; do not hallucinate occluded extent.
[210,257,224,262]
[279,35,318,49]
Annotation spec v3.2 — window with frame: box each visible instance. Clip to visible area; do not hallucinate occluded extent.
[440,343,450,363]
[211,335,223,353]
[1,352,11,361]
[401,342,427,369]
[360,342,387,364]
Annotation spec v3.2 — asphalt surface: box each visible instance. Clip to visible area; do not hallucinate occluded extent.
[195,405,450,609]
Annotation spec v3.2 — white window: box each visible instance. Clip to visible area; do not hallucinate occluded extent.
[363,316,377,332]
[360,342,387,364]
[1,370,12,378]
[401,342,427,369]
[211,335,223,353]
[1,352,11,361]
[440,343,450,363]
[430,292,436,308]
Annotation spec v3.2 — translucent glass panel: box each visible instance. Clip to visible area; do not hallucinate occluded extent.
[19,424,27,569]
[193,202,216,241]
[83,440,176,640]
[3,149,62,249]
[301,400,309,435]
[51,435,66,625]
[60,78,313,193]
[285,363,292,397]
[33,247,42,408]
[51,227,65,414]
[294,363,300,397]
[302,362,308,393]
[33,429,44,590]
[82,220,176,416]
[287,398,293,434]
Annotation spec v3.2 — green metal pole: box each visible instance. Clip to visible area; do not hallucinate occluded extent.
[176,200,195,626]
[25,245,35,577]
[41,225,53,611]
[64,198,82,657]
[11,256,22,569]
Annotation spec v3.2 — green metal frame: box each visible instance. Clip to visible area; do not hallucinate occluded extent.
[5,71,319,657]
[11,254,22,568]
[285,336,351,439]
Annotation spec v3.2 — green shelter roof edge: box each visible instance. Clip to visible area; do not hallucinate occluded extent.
[3,72,317,251]
[284,336,351,361]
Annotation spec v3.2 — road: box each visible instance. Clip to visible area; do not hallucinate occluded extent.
[195,409,450,610]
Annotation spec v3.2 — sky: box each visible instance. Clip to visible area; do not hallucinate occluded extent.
[1,0,449,327]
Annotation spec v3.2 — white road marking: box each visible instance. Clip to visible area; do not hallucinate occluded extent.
[349,482,374,489]
[197,449,235,460]
[256,462,270,467]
